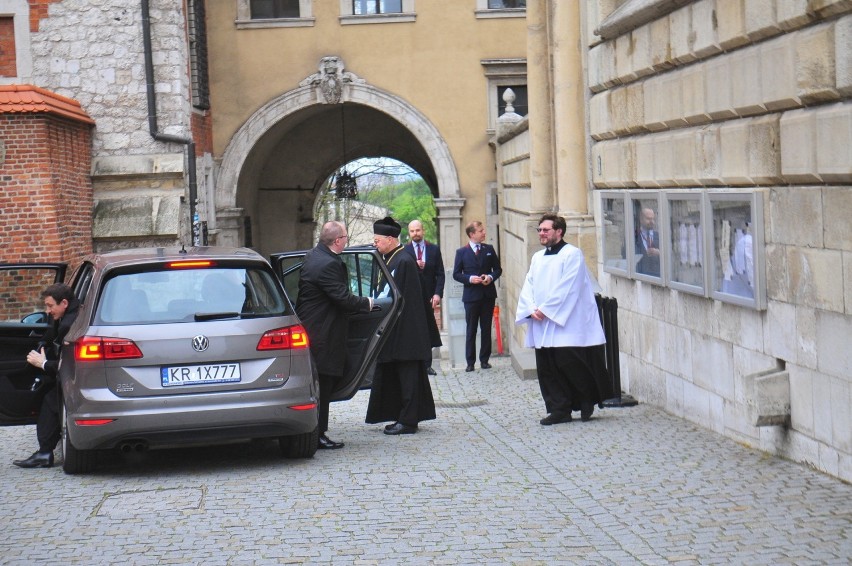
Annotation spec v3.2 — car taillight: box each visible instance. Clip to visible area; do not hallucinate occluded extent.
[75,336,144,361]
[167,260,215,269]
[257,325,309,351]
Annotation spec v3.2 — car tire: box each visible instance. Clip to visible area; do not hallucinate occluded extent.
[61,398,96,475]
[279,427,318,459]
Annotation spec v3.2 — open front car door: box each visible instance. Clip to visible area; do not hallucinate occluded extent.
[271,247,402,402]
[0,263,67,425]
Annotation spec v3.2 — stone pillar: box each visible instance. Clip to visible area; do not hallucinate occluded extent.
[526,0,555,213]
[214,207,245,247]
[552,0,589,217]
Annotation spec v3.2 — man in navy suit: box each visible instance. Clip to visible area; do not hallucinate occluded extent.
[453,221,502,372]
[404,220,445,375]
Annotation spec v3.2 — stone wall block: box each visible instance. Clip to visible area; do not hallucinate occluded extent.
[822,188,852,251]
[787,247,845,312]
[591,142,606,187]
[661,323,693,378]
[764,300,798,362]
[589,91,613,140]
[588,43,607,93]
[761,35,800,111]
[652,133,676,186]
[812,369,834,445]
[599,40,619,90]
[634,135,659,187]
[776,0,813,31]
[631,25,654,78]
[769,187,824,248]
[744,0,781,40]
[615,34,637,83]
[665,372,686,417]
[669,5,697,64]
[730,47,766,116]
[624,83,646,133]
[717,301,764,351]
[747,115,782,183]
[692,334,735,399]
[789,365,816,435]
[692,0,722,57]
[719,119,752,184]
[845,251,852,315]
[796,305,819,370]
[830,375,851,452]
[705,56,737,119]
[682,65,710,124]
[811,0,852,18]
[619,140,638,187]
[661,73,687,128]
[795,23,840,103]
[815,102,852,181]
[836,15,852,95]
[816,310,852,377]
[672,129,698,185]
[716,0,751,49]
[779,109,821,182]
[649,16,674,70]
[695,125,723,184]
[764,244,790,302]
[609,87,631,134]
[643,75,667,131]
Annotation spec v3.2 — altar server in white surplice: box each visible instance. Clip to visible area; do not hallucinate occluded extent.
[515,214,613,426]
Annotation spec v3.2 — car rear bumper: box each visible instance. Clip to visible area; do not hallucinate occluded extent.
[66,388,318,450]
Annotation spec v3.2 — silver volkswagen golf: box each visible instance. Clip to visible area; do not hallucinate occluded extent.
[0,246,399,474]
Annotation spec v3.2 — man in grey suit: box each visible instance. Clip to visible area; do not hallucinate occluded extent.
[404,220,445,376]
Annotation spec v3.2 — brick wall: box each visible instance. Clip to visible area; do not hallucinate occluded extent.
[0,17,16,77]
[0,113,93,266]
[28,0,63,32]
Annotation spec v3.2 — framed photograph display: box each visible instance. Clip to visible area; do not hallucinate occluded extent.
[707,191,766,309]
[629,192,663,283]
[664,192,705,295]
[600,191,628,275]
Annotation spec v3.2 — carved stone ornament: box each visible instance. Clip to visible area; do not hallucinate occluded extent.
[299,56,365,104]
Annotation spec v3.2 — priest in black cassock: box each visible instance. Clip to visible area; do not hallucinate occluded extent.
[366,216,437,435]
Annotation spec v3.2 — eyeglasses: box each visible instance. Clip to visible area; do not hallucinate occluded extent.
[536,228,553,233]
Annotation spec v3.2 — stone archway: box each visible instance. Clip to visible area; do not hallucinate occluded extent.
[215,56,465,255]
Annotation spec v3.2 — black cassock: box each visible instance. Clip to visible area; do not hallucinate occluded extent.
[366,245,436,426]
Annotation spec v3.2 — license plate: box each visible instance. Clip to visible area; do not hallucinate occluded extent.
[161,363,241,387]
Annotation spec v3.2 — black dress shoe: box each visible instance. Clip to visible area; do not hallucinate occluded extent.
[317,434,344,449]
[540,412,572,426]
[426,367,437,376]
[384,422,417,435]
[13,450,54,468]
[481,362,492,369]
[465,365,475,372]
[581,403,594,422]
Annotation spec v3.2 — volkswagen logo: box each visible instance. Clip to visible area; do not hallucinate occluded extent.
[192,335,209,352]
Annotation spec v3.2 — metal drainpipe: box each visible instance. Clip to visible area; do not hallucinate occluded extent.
[141,0,199,245]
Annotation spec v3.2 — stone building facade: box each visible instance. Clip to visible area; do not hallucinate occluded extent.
[496,0,852,482]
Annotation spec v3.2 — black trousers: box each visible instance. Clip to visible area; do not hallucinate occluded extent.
[317,373,340,435]
[534,346,602,415]
[37,385,61,453]
[464,297,495,366]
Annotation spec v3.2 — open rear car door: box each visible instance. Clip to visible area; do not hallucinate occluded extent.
[271,247,402,401]
[0,263,67,425]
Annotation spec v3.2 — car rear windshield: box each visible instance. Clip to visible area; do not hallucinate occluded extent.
[94,266,292,325]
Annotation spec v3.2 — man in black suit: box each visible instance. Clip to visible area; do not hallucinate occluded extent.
[404,219,445,376]
[296,221,373,450]
[634,207,661,276]
[453,221,502,372]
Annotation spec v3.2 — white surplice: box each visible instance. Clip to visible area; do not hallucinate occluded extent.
[515,243,605,348]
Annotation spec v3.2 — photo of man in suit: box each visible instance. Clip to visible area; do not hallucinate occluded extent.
[634,206,661,277]
[404,220,445,376]
[452,221,502,372]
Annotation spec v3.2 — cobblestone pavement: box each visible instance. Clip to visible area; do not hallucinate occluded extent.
[1,356,850,565]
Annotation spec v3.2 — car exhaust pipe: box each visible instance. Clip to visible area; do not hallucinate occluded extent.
[119,440,149,453]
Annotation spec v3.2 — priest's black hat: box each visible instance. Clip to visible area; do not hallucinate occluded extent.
[373,216,401,237]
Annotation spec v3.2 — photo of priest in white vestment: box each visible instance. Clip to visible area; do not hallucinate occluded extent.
[515,213,613,425]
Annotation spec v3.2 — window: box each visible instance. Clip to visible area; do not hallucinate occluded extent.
[0,0,32,83]
[236,0,314,29]
[476,0,526,19]
[665,193,705,295]
[339,0,414,24]
[353,0,402,14]
[631,193,662,281]
[482,59,527,133]
[0,17,16,77]
[488,0,525,7]
[600,192,628,276]
[251,0,300,18]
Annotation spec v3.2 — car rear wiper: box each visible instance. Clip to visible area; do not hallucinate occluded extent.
[194,312,240,321]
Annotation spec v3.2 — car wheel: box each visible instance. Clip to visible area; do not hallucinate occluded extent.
[279,427,319,459]
[61,398,95,475]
